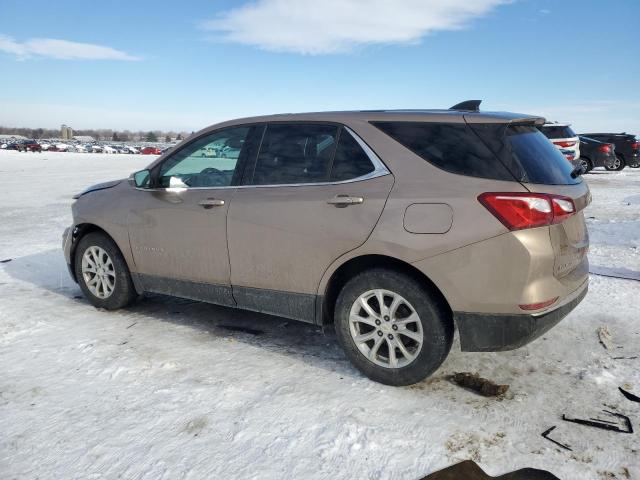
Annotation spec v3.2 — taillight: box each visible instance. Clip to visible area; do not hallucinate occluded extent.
[553,141,576,148]
[597,144,611,153]
[632,141,639,150]
[478,192,576,231]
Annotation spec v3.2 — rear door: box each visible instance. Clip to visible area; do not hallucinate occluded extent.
[227,123,394,323]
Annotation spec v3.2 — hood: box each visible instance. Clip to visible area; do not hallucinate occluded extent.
[73,179,122,200]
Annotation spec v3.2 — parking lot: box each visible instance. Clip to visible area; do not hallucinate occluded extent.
[0,150,638,479]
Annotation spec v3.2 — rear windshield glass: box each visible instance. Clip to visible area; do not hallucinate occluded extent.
[539,125,576,139]
[473,124,581,185]
[372,121,581,185]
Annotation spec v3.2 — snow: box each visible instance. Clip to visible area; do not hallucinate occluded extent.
[1,150,639,479]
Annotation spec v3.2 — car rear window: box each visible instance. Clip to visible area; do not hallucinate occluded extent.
[371,121,514,181]
[472,124,582,185]
[539,125,576,139]
[372,121,581,185]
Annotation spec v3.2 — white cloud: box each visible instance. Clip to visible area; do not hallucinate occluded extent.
[203,0,511,55]
[0,35,140,61]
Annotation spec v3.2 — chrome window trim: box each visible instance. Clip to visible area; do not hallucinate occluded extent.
[135,126,391,192]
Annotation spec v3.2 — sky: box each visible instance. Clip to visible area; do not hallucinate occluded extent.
[0,0,638,134]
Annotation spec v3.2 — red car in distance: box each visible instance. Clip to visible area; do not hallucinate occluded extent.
[140,146,162,155]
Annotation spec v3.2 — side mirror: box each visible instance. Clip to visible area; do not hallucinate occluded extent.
[130,169,151,188]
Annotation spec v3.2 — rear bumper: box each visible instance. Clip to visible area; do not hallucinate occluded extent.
[454,281,588,352]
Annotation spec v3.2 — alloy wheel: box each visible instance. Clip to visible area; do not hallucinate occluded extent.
[81,246,116,299]
[348,289,424,368]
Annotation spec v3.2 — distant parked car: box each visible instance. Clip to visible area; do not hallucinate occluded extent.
[539,123,580,161]
[577,136,616,172]
[140,146,162,155]
[579,132,639,170]
[102,146,117,154]
[17,140,42,152]
[5,142,25,151]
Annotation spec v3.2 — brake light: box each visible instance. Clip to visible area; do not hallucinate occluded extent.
[597,144,611,153]
[632,141,640,150]
[478,192,576,231]
[553,141,576,148]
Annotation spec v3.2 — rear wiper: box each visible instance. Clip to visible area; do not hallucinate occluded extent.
[570,165,585,178]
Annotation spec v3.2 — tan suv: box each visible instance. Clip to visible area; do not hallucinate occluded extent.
[63,101,589,386]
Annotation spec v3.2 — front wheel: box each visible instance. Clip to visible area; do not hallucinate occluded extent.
[334,269,453,386]
[74,232,137,310]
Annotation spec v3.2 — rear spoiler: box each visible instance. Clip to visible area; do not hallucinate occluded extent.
[451,100,545,125]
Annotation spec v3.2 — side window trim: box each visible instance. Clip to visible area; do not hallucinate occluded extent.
[239,124,390,188]
[146,124,256,190]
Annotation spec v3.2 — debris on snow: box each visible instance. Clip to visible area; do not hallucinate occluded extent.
[421,460,560,479]
[0,258,12,263]
[619,387,640,403]
[450,372,509,397]
[541,426,572,451]
[562,410,633,434]
[597,326,614,350]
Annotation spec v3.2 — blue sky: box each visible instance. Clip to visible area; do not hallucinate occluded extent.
[0,0,638,134]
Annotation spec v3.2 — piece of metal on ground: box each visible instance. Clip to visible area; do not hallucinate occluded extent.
[421,460,560,479]
[541,426,572,451]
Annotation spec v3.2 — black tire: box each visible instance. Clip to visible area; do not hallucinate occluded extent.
[334,268,453,386]
[74,232,137,310]
[579,157,592,173]
[606,155,625,171]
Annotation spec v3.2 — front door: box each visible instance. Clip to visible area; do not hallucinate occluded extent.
[227,123,394,322]
[127,125,254,306]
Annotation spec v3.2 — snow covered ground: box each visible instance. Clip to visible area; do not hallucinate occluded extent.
[0,150,638,479]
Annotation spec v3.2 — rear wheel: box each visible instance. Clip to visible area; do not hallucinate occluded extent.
[606,155,625,171]
[334,268,452,386]
[579,157,592,173]
[74,232,137,310]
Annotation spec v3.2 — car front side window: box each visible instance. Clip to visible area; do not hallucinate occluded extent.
[157,126,251,188]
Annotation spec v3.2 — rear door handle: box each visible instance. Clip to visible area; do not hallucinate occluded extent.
[327,195,364,207]
[198,198,225,209]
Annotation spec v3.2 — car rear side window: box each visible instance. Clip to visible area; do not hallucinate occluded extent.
[251,124,339,185]
[539,125,576,139]
[371,121,514,181]
[330,130,375,182]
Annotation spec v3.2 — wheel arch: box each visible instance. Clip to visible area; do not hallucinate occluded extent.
[318,254,452,327]
[69,223,138,291]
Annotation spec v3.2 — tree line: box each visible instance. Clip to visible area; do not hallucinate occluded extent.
[0,126,192,143]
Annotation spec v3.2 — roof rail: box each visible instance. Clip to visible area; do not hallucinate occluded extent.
[449,100,481,112]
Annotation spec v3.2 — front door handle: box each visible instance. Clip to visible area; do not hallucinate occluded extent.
[327,195,364,207]
[198,198,225,209]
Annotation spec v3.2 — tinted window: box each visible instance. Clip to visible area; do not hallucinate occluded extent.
[472,124,581,185]
[330,130,375,181]
[539,125,576,139]
[371,121,513,181]
[158,126,250,188]
[251,124,338,185]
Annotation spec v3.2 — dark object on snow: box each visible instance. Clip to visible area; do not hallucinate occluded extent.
[541,426,572,451]
[562,410,633,434]
[619,387,640,403]
[218,324,264,336]
[450,372,509,397]
[421,460,560,479]
[0,258,12,263]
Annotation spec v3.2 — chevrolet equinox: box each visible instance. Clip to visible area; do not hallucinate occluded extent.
[63,101,589,386]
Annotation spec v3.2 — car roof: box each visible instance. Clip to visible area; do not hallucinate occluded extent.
[219,109,545,126]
